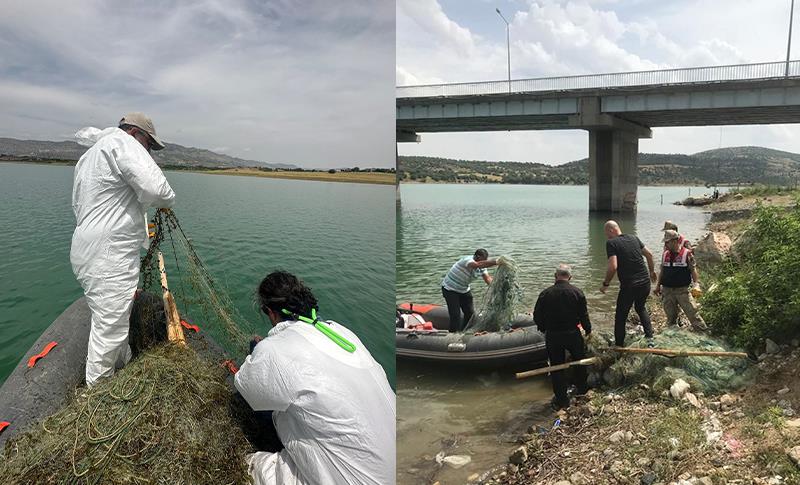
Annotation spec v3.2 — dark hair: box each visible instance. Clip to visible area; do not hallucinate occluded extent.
[257,270,318,320]
[474,248,489,260]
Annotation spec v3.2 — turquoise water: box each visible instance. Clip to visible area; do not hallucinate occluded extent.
[396,183,714,484]
[0,163,395,387]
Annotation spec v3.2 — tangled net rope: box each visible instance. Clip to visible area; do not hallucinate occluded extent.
[139,209,250,355]
[0,210,266,483]
[585,328,755,394]
[465,256,523,333]
[0,345,253,484]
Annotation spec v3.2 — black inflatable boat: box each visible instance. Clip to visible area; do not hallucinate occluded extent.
[396,303,548,369]
[0,294,231,449]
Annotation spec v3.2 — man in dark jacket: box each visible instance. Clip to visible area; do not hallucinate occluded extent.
[533,264,592,410]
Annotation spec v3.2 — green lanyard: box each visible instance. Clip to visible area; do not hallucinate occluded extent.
[281,308,356,353]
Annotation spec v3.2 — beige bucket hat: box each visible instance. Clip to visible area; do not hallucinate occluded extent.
[661,220,678,231]
[662,229,680,242]
[119,112,166,150]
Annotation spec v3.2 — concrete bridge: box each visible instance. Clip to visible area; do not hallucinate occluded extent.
[397,61,800,211]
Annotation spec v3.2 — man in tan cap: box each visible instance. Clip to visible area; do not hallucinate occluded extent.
[661,220,692,251]
[654,230,707,331]
[71,113,175,386]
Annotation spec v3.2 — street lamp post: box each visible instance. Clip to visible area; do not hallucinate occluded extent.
[496,8,511,93]
[787,0,795,77]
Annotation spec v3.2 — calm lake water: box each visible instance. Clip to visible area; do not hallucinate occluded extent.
[396,183,714,484]
[0,163,395,387]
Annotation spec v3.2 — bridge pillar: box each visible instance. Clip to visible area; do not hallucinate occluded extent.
[589,128,639,212]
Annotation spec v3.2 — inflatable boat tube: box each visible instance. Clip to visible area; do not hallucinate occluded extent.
[396,303,547,368]
[397,302,534,330]
[0,294,230,449]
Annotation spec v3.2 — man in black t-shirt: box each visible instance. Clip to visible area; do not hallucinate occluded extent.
[600,220,657,347]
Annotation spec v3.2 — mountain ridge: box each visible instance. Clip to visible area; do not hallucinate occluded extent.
[0,136,297,169]
[398,146,800,186]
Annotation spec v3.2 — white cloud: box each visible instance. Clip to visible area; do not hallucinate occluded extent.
[0,0,395,168]
[397,0,800,162]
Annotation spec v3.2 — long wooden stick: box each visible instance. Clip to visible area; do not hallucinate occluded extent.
[611,347,748,358]
[516,357,600,379]
[158,251,186,346]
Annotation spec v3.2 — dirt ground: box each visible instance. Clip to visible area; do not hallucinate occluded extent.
[471,191,800,485]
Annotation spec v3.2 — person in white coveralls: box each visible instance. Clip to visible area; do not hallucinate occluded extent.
[235,270,396,485]
[71,112,175,387]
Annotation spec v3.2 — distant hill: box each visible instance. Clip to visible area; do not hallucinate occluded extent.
[398,146,800,186]
[0,137,297,169]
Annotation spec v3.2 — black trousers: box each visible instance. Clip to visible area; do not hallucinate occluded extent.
[441,286,474,333]
[615,283,653,346]
[545,330,587,403]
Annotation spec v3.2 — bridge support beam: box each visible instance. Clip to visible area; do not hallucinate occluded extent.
[589,129,639,212]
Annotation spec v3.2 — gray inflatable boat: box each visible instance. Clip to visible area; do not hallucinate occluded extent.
[0,294,229,449]
[396,303,548,369]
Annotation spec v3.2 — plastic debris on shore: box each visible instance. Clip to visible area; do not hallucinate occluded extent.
[586,328,755,394]
[465,256,523,333]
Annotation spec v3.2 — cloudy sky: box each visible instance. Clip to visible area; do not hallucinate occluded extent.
[0,0,394,169]
[397,0,800,164]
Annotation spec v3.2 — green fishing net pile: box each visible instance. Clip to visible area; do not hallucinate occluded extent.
[586,328,755,395]
[0,345,253,485]
[465,256,522,333]
[0,210,262,484]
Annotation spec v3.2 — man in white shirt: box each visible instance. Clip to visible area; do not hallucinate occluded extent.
[441,249,499,332]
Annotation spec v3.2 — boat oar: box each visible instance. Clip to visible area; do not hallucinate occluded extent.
[610,347,748,358]
[516,357,600,380]
[158,251,186,346]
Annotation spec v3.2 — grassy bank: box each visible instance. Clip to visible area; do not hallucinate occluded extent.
[197,167,396,185]
[1,159,396,186]
[475,190,800,485]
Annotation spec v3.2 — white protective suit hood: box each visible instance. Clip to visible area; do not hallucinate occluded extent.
[70,127,175,386]
[235,319,396,485]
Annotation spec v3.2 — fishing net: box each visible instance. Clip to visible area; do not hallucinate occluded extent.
[586,328,755,394]
[140,209,251,355]
[0,345,253,485]
[0,209,272,483]
[465,256,523,333]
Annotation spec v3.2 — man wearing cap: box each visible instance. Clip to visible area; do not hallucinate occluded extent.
[71,113,175,386]
[661,221,692,251]
[533,264,592,410]
[655,230,707,331]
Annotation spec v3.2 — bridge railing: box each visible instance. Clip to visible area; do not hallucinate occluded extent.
[397,60,800,98]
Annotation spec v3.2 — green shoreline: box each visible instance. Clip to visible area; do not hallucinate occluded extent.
[0,159,396,186]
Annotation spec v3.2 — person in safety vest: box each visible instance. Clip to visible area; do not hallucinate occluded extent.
[441,249,500,333]
[654,230,708,331]
[661,220,692,251]
[235,271,395,485]
[70,113,175,387]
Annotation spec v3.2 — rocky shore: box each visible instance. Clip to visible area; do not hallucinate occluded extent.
[473,191,800,485]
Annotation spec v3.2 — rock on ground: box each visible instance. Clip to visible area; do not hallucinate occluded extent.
[509,446,527,465]
[442,455,471,469]
[694,231,732,264]
[787,445,800,468]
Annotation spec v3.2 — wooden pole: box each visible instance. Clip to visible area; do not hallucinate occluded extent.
[158,251,186,346]
[516,357,600,379]
[611,347,748,358]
